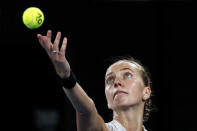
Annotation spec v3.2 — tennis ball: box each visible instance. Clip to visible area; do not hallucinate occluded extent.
[22,7,44,29]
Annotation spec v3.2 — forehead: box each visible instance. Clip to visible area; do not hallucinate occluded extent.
[106,61,140,75]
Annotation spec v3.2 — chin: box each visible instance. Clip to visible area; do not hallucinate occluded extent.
[113,100,131,109]
[113,99,140,110]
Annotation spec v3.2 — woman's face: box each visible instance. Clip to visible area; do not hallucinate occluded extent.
[105,61,149,110]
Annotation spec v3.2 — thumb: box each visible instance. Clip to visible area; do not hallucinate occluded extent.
[37,34,44,45]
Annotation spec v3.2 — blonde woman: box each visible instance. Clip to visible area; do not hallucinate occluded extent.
[37,30,154,131]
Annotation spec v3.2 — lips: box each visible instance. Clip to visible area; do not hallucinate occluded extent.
[113,90,128,99]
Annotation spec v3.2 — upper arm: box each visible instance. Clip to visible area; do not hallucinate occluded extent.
[76,109,109,131]
[63,83,109,131]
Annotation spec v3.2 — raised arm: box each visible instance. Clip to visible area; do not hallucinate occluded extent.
[37,30,108,131]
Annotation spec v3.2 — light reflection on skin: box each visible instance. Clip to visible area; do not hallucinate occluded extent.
[105,60,150,110]
[104,60,151,131]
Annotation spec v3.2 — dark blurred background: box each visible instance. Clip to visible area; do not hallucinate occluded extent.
[1,0,193,131]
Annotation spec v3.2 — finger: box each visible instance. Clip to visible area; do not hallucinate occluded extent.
[37,34,43,41]
[49,44,53,52]
[46,30,52,43]
[37,34,52,52]
[60,37,68,56]
[37,34,46,46]
[53,32,61,51]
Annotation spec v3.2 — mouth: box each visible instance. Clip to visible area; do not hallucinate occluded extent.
[113,90,128,99]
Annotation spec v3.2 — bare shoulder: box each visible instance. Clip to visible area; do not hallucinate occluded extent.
[76,111,109,131]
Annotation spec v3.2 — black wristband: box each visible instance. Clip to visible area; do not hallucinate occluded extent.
[57,71,77,89]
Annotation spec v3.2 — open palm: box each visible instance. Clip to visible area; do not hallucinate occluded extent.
[37,30,71,78]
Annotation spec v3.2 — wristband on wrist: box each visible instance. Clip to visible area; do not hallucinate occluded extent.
[57,70,77,89]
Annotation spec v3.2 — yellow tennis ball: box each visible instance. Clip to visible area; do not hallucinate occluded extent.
[22,7,44,29]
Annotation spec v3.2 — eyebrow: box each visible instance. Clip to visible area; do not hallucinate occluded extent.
[106,67,133,77]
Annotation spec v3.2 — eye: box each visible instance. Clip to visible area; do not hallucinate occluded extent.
[124,72,132,79]
[106,77,114,85]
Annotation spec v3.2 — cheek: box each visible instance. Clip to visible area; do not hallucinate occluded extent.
[105,87,113,101]
[127,81,144,100]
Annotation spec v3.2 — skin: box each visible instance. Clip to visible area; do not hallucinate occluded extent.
[105,61,151,131]
[37,30,151,131]
[37,30,108,131]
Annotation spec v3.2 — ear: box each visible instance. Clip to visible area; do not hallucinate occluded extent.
[143,87,151,101]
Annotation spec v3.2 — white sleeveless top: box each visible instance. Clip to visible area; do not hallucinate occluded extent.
[105,120,148,131]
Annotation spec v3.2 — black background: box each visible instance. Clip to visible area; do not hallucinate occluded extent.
[1,0,193,131]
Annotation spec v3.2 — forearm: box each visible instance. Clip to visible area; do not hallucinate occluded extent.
[62,83,97,114]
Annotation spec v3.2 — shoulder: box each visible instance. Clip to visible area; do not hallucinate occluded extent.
[105,120,127,131]
[105,120,148,131]
[143,125,148,131]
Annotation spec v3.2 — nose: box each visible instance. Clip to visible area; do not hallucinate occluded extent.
[114,78,122,88]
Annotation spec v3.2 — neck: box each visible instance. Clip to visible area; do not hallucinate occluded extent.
[113,103,144,131]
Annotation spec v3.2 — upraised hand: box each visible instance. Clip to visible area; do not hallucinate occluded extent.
[37,30,71,78]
